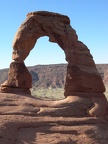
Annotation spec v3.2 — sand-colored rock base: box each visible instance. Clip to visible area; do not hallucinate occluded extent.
[0,93,107,117]
[0,115,108,144]
[0,93,108,144]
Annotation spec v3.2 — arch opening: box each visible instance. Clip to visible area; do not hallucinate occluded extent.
[25,36,67,66]
[26,36,67,100]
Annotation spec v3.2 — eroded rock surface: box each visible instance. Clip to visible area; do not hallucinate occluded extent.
[1,11,105,96]
[1,62,32,94]
[0,93,108,144]
[0,11,108,144]
[0,115,108,144]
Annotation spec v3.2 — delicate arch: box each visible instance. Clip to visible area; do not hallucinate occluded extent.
[1,11,105,97]
[0,11,107,119]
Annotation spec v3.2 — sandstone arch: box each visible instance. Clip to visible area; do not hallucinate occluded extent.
[0,11,107,117]
[1,12,108,143]
[11,11,105,95]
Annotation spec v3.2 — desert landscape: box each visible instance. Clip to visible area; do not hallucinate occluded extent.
[0,64,108,100]
[0,11,108,144]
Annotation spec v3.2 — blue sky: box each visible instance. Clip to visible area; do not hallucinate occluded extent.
[0,0,108,69]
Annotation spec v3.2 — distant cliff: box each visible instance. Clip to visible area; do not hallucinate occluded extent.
[0,64,108,89]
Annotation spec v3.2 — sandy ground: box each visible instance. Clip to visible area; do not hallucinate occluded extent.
[0,93,108,144]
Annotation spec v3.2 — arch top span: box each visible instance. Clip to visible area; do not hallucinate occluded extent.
[12,11,78,62]
[27,11,70,24]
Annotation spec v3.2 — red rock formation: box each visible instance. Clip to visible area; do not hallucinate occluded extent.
[1,62,32,94]
[0,11,107,115]
[0,11,108,143]
[11,11,105,95]
[65,41,105,95]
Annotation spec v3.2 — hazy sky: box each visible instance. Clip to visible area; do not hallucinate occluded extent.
[0,0,108,69]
